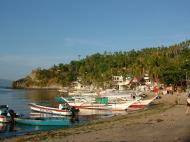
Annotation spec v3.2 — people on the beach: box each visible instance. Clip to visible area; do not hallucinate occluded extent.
[185,93,190,114]
[154,85,159,95]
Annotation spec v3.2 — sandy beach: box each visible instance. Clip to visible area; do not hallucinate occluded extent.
[2,93,190,142]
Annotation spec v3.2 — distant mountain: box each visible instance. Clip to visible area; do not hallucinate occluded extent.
[0,79,12,88]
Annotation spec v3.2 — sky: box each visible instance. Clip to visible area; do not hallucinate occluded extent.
[0,0,190,80]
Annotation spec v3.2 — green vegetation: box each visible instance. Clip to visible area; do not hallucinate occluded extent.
[12,40,190,88]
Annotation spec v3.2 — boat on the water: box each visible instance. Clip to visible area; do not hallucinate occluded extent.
[29,103,79,116]
[15,117,70,126]
[0,105,15,123]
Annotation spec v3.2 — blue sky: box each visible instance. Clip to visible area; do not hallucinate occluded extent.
[0,0,190,80]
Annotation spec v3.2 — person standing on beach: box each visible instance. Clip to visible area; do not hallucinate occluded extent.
[154,85,159,95]
[185,93,190,114]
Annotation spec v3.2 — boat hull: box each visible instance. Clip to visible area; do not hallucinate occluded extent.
[29,103,71,116]
[68,103,112,110]
[15,118,70,126]
[0,115,11,123]
[60,97,137,111]
[129,97,157,109]
[110,100,137,111]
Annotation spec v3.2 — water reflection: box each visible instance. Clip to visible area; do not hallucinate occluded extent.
[25,89,59,102]
[24,89,60,107]
[0,123,15,133]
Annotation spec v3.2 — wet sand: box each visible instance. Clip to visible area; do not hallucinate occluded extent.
[2,93,190,142]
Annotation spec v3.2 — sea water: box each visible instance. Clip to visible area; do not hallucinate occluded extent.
[0,88,113,138]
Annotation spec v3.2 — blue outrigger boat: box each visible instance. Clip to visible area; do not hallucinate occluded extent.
[15,117,70,126]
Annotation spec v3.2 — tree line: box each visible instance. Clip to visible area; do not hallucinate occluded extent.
[13,40,190,89]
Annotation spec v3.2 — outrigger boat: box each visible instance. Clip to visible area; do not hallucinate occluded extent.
[29,103,79,116]
[59,96,112,110]
[59,96,138,111]
[128,96,158,110]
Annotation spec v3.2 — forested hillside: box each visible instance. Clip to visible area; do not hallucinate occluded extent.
[12,40,190,88]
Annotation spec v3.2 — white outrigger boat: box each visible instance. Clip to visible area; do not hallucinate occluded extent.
[59,96,112,110]
[128,96,158,110]
[110,98,139,111]
[29,103,79,116]
[59,96,138,112]
[99,89,158,110]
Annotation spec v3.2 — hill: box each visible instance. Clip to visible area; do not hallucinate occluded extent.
[12,40,190,89]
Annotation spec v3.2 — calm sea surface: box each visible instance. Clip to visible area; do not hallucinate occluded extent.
[0,88,113,138]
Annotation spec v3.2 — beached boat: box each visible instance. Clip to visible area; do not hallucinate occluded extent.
[60,96,137,111]
[15,117,70,126]
[60,96,112,110]
[128,96,157,110]
[99,89,157,110]
[29,103,79,116]
[108,98,139,111]
[0,105,15,123]
[100,89,143,100]
[57,97,112,115]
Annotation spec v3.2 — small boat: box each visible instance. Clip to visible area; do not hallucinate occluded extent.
[0,105,15,123]
[128,96,157,110]
[29,103,79,116]
[15,117,70,126]
[60,96,137,111]
[109,98,138,111]
[60,96,112,110]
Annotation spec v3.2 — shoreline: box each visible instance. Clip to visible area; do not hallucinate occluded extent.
[10,87,60,91]
[2,93,190,142]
